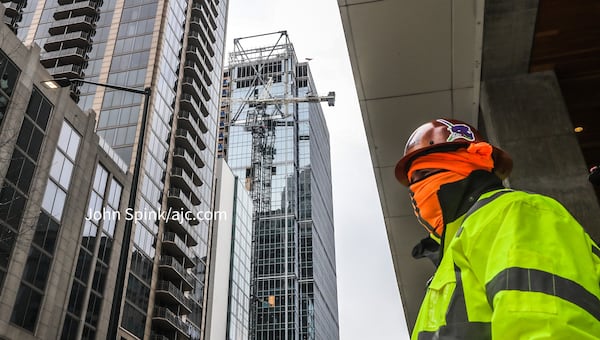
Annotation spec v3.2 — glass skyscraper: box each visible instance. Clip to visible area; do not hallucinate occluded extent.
[2,1,229,339]
[223,31,339,340]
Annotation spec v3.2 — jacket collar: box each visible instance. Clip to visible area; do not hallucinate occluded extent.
[411,170,505,265]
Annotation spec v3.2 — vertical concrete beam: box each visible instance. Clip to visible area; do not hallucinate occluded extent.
[481,0,539,79]
[481,71,600,241]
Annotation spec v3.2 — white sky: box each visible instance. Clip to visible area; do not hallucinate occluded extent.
[225,1,410,339]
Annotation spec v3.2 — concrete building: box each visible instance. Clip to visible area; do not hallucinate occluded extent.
[224,31,339,340]
[337,0,600,333]
[1,0,230,339]
[0,10,131,340]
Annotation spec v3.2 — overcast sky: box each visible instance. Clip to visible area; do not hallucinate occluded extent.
[225,1,410,339]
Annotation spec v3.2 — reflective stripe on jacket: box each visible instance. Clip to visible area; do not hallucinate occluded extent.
[411,189,600,340]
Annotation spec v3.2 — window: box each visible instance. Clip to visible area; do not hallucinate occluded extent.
[57,121,81,161]
[81,220,98,251]
[5,149,35,193]
[49,151,74,189]
[86,191,103,223]
[0,185,27,229]
[10,284,42,331]
[107,179,123,208]
[74,249,93,281]
[0,93,9,123]
[85,292,102,325]
[91,263,108,292]
[61,315,80,340]
[121,302,146,339]
[22,247,51,290]
[67,281,86,315]
[42,120,80,222]
[97,234,113,264]
[0,224,16,268]
[25,88,52,130]
[16,118,44,160]
[130,250,153,283]
[0,52,20,126]
[41,181,66,220]
[126,274,150,309]
[81,325,96,340]
[33,212,60,253]
[93,165,109,196]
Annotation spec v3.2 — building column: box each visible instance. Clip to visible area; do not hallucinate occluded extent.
[480,71,600,241]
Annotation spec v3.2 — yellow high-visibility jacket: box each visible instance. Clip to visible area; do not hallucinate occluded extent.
[412,189,600,340]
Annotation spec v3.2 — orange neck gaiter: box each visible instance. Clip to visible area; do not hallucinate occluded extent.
[408,142,494,238]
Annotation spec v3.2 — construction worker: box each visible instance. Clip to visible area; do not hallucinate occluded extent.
[395,118,600,339]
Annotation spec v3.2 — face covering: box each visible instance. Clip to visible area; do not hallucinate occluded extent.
[407,142,495,238]
[409,171,467,238]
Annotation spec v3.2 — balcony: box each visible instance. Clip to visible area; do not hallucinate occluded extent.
[155,280,193,314]
[162,232,196,267]
[181,76,203,103]
[170,168,201,205]
[164,217,198,246]
[184,60,212,87]
[187,29,206,50]
[44,31,91,51]
[179,93,201,119]
[53,0,100,20]
[187,27,215,56]
[172,147,204,187]
[40,47,87,67]
[183,75,210,102]
[167,188,200,220]
[158,256,194,290]
[2,1,22,17]
[185,45,213,73]
[152,307,190,339]
[189,77,210,103]
[48,15,95,35]
[180,92,209,118]
[189,10,209,30]
[179,110,208,137]
[175,128,206,162]
[48,64,84,78]
[170,167,201,206]
[191,1,217,33]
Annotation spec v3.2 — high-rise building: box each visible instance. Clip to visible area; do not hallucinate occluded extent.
[1,0,230,339]
[0,16,131,340]
[223,31,339,340]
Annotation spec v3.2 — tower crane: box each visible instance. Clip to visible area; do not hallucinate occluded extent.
[225,78,335,217]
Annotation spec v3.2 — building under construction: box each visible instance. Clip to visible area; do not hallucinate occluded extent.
[221,31,339,340]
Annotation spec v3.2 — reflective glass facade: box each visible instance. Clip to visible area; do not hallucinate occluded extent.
[225,32,339,340]
[228,179,253,340]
